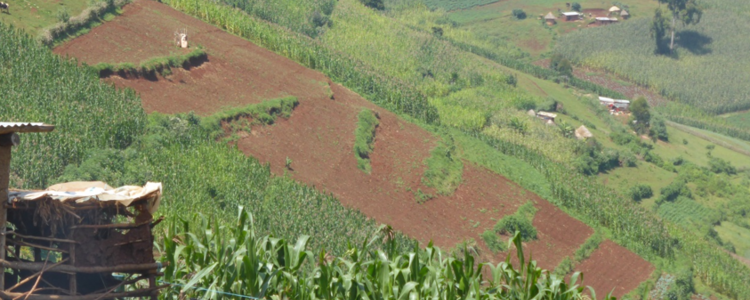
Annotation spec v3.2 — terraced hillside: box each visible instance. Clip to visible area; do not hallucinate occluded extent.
[53,0,654,296]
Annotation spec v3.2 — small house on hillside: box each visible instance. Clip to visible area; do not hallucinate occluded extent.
[595,17,619,25]
[536,111,557,122]
[609,6,621,14]
[599,96,630,111]
[561,12,583,21]
[620,10,630,19]
[575,125,593,140]
[544,12,557,25]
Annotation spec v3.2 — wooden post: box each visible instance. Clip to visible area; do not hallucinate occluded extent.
[68,229,76,296]
[0,133,18,291]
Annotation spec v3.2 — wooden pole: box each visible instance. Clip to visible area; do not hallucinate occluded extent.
[0,140,14,291]
[68,229,76,296]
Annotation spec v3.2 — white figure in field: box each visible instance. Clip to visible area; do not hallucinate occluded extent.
[174,28,188,48]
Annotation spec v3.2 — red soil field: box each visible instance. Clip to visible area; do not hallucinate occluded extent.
[574,240,655,298]
[55,0,652,294]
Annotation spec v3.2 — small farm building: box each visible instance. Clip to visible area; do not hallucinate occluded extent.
[620,10,629,19]
[599,97,630,110]
[536,111,557,122]
[575,125,593,140]
[0,122,165,299]
[544,12,557,25]
[561,12,583,21]
[609,6,621,13]
[595,17,619,25]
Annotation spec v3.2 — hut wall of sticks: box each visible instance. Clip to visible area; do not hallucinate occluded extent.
[0,123,165,300]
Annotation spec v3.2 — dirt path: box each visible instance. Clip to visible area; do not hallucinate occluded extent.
[55,0,651,294]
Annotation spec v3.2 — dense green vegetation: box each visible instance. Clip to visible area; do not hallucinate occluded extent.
[353,109,380,173]
[493,202,537,240]
[420,0,500,11]
[556,4,750,115]
[91,47,207,77]
[0,22,144,189]
[39,0,129,46]
[220,0,336,37]
[162,212,608,299]
[0,0,89,34]
[421,134,463,196]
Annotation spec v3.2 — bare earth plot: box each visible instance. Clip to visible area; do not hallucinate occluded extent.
[55,0,653,296]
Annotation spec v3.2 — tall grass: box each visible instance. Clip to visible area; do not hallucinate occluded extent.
[0,23,144,189]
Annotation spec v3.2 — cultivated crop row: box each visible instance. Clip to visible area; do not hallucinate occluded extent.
[0,23,144,189]
[161,1,750,297]
[556,10,750,115]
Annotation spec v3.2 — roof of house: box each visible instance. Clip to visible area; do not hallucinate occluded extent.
[609,6,621,12]
[9,181,162,213]
[620,10,629,16]
[537,111,558,119]
[596,17,618,21]
[599,96,615,102]
[545,12,556,19]
[0,122,55,135]
[575,126,594,139]
[614,99,630,104]
[562,12,582,16]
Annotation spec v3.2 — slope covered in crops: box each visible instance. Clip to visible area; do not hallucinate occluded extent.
[53,0,655,296]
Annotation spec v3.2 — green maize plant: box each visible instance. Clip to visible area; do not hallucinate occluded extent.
[159,206,614,300]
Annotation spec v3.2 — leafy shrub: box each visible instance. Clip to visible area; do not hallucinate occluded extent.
[659,180,692,203]
[512,9,527,20]
[536,97,557,112]
[571,2,581,12]
[481,229,506,253]
[359,0,384,10]
[650,114,669,141]
[494,202,538,241]
[708,157,736,175]
[550,54,572,76]
[354,109,380,173]
[629,184,654,202]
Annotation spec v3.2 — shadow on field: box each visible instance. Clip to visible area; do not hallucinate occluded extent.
[676,30,713,55]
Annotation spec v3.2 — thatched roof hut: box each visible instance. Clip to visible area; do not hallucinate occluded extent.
[544,12,557,25]
[620,10,629,19]
[575,125,594,140]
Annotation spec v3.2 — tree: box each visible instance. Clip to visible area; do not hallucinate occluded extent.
[651,8,671,54]
[630,97,651,134]
[657,0,703,53]
[358,0,384,10]
[549,53,572,76]
[512,9,527,19]
[649,114,669,141]
[571,2,582,12]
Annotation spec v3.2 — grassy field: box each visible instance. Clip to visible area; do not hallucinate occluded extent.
[447,0,658,57]
[715,222,750,260]
[723,110,750,129]
[556,4,750,115]
[0,0,88,34]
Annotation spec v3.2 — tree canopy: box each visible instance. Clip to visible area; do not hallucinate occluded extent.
[656,0,703,52]
[630,97,651,134]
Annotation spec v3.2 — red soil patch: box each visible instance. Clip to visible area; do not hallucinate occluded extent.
[573,240,655,298]
[56,0,650,294]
